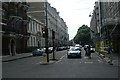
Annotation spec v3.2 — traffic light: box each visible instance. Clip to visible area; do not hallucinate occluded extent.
[42,28,46,37]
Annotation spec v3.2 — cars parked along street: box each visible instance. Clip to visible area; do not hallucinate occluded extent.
[32,48,45,56]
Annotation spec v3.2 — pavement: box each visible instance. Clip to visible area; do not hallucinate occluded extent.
[96,52,120,67]
[1,52,58,65]
[2,53,33,62]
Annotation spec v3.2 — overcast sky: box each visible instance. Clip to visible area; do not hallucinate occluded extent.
[47,0,97,40]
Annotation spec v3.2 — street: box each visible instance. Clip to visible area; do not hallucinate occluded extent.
[2,48,118,78]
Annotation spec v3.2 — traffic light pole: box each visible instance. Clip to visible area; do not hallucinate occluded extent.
[52,30,55,60]
[45,2,49,62]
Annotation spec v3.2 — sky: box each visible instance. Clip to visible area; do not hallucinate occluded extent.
[47,0,97,40]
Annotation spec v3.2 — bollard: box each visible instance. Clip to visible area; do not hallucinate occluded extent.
[42,53,47,63]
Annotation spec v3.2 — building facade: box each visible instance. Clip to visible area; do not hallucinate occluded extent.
[27,2,69,48]
[27,15,45,52]
[100,2,120,54]
[90,1,102,52]
[1,2,30,55]
[90,1,120,54]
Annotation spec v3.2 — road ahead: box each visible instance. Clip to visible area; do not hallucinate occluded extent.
[2,48,118,78]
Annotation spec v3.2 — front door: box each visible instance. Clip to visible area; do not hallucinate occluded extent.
[10,39,16,56]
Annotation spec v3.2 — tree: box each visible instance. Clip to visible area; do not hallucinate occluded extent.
[73,24,91,46]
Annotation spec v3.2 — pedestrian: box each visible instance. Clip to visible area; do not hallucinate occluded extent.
[85,45,91,59]
[107,45,113,65]
[85,46,88,56]
[87,45,91,59]
[84,45,88,56]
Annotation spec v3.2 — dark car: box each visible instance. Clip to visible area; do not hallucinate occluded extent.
[67,47,81,58]
[56,47,63,51]
[32,48,44,56]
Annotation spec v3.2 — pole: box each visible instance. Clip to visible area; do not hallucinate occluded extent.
[52,30,55,60]
[45,2,49,62]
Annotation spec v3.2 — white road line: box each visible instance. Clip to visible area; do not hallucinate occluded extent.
[84,57,88,59]
[84,62,93,64]
[55,54,68,64]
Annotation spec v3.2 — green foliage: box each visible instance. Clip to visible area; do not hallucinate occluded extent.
[74,24,91,46]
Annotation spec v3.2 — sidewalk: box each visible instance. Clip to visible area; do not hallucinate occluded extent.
[96,52,120,67]
[2,52,58,64]
[2,53,33,62]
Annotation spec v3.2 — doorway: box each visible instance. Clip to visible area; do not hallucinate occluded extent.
[10,39,16,56]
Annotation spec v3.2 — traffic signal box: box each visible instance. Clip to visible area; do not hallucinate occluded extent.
[42,28,46,37]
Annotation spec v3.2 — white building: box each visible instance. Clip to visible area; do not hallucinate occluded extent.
[27,15,45,51]
[27,2,69,48]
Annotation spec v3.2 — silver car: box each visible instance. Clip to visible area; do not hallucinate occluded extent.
[67,47,81,58]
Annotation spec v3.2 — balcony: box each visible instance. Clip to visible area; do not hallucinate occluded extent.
[102,17,120,27]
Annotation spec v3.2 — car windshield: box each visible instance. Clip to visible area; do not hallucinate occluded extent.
[70,47,80,51]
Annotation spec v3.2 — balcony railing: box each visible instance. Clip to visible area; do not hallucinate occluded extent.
[102,17,120,27]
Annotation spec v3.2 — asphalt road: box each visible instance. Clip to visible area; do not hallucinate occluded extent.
[2,48,119,78]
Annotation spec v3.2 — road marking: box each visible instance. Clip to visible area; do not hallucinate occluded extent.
[84,62,93,64]
[55,54,66,64]
[84,57,88,59]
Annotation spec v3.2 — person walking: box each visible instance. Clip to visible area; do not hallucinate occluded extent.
[85,45,91,59]
[87,45,91,59]
[107,45,113,65]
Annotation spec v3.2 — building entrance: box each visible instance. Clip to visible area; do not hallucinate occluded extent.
[10,39,16,56]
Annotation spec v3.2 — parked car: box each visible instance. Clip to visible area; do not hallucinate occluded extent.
[67,47,81,58]
[32,48,45,56]
[56,47,64,51]
[48,47,53,53]
[90,46,95,53]
[43,47,53,53]
[75,44,82,48]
